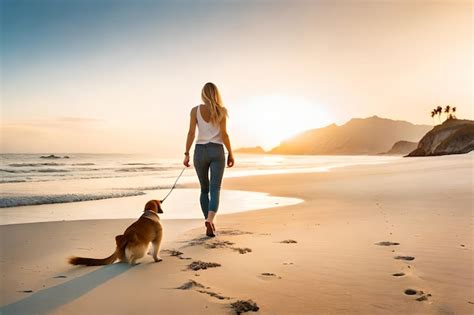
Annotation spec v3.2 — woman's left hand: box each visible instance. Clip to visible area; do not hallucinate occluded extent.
[227,154,234,168]
[183,155,191,167]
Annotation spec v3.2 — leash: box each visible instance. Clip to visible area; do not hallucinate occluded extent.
[160,167,187,203]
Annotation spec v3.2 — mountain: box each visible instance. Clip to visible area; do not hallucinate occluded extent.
[270,116,431,155]
[234,146,266,154]
[407,119,474,157]
[382,141,418,155]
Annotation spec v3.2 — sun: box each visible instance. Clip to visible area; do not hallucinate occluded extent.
[232,94,333,151]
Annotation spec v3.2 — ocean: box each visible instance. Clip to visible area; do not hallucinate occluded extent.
[0,153,400,208]
[0,153,399,224]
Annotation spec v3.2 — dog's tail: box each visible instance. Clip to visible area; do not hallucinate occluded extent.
[68,252,117,266]
[68,234,128,266]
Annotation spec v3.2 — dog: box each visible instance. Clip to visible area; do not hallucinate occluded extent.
[69,199,164,266]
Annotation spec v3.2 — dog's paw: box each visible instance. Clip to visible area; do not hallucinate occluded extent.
[154,257,163,263]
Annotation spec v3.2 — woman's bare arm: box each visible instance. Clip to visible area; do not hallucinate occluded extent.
[220,114,234,167]
[185,108,197,153]
[183,108,197,167]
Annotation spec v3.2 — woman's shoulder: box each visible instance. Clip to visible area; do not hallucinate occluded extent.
[190,105,201,115]
[192,104,206,110]
[221,106,228,117]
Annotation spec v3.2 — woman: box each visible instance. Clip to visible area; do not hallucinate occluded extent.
[183,82,234,237]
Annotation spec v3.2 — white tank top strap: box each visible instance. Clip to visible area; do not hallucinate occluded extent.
[196,105,206,124]
[196,105,223,145]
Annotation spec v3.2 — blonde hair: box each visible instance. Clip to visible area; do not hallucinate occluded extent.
[201,82,228,125]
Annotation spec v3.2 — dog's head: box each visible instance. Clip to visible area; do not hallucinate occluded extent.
[144,199,163,214]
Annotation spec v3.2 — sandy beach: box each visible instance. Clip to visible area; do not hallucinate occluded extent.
[3,0,472,314]
[1,154,472,314]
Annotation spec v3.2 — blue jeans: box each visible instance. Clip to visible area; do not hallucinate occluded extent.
[193,143,225,219]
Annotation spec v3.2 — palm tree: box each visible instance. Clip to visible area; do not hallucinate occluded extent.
[452,106,457,119]
[430,109,436,124]
[436,106,443,122]
[444,105,451,121]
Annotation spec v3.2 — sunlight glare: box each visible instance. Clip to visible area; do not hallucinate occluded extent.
[232,94,332,151]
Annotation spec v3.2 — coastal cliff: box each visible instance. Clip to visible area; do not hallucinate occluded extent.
[407,119,474,157]
[382,141,418,155]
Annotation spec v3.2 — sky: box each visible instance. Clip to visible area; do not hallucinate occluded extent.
[1,0,472,155]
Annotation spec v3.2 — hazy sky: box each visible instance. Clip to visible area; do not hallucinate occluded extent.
[1,0,472,154]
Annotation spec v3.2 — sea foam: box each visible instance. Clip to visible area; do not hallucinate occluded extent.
[0,191,145,208]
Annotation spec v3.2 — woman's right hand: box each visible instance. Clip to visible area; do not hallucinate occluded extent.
[183,155,191,167]
[227,153,234,168]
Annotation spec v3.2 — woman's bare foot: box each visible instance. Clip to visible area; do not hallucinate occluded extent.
[205,221,215,237]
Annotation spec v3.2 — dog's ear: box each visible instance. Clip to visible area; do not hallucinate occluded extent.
[153,199,163,214]
[144,200,157,212]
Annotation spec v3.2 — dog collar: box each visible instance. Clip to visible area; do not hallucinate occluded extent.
[143,210,158,216]
[142,210,160,223]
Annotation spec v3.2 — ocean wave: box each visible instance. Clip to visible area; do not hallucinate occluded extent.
[116,185,181,191]
[116,166,169,172]
[0,172,164,184]
[0,179,28,184]
[1,168,70,173]
[8,163,66,167]
[0,191,146,208]
[72,163,96,166]
[36,169,70,173]
[0,169,29,173]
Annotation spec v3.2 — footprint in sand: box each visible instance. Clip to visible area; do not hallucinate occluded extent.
[188,261,221,271]
[404,289,417,295]
[197,290,230,300]
[259,272,282,280]
[176,280,208,290]
[231,300,260,314]
[218,229,253,236]
[205,241,252,254]
[17,290,33,293]
[404,289,432,302]
[176,280,231,300]
[163,249,184,256]
[416,295,430,302]
[162,249,192,260]
[279,239,297,244]
[205,241,235,249]
[394,255,415,261]
[375,241,400,246]
[233,247,252,254]
[392,272,406,277]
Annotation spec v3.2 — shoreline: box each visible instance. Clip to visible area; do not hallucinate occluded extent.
[0,189,302,226]
[1,154,399,209]
[1,153,472,314]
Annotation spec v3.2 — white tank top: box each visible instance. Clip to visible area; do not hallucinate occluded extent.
[196,105,223,145]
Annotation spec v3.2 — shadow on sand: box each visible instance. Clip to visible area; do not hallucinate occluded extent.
[1,263,131,315]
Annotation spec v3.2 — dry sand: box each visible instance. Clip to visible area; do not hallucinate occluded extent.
[1,154,472,314]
